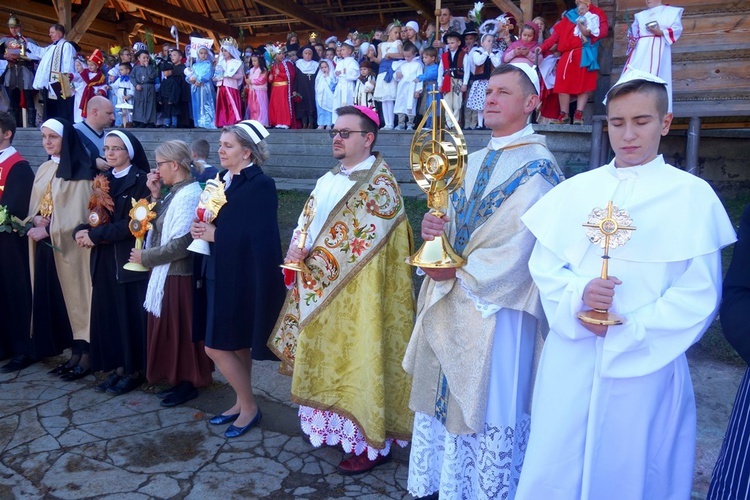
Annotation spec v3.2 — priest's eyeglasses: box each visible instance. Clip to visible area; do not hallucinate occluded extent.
[328,129,368,139]
[102,146,127,152]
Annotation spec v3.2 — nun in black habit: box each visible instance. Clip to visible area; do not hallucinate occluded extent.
[191,120,285,438]
[73,129,151,392]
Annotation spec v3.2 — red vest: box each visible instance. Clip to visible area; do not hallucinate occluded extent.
[440,50,465,93]
[0,150,25,204]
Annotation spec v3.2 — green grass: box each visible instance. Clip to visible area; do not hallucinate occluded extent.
[277,189,749,366]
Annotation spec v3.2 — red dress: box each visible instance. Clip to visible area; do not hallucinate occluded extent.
[268,60,296,128]
[541,15,600,95]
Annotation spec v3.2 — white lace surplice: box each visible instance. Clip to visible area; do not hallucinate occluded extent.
[408,283,536,499]
[299,406,408,460]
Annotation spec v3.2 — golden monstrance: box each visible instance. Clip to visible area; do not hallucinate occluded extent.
[123,198,156,272]
[280,194,316,276]
[405,87,467,268]
[577,200,636,326]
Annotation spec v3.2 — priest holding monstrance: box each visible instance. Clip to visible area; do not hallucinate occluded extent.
[518,70,737,498]
[403,63,562,498]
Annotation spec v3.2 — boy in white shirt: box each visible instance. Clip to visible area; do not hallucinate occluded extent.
[394,42,423,130]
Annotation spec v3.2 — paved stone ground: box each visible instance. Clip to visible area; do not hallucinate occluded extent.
[0,351,744,499]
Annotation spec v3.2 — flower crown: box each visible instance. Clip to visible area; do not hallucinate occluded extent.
[265,42,284,58]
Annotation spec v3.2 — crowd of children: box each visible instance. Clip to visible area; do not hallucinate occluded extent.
[61,0,679,130]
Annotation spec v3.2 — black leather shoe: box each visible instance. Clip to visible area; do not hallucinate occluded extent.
[156,385,178,399]
[48,363,73,376]
[160,385,199,407]
[59,365,91,381]
[209,413,240,425]
[0,355,35,373]
[106,375,142,395]
[225,409,262,438]
[95,373,121,392]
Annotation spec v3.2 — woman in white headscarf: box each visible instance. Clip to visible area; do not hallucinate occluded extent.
[214,40,244,127]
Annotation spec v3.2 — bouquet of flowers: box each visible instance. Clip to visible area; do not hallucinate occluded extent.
[0,205,30,236]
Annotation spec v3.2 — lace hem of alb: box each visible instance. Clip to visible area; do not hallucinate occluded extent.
[298,405,409,460]
[407,411,530,499]
[459,278,501,318]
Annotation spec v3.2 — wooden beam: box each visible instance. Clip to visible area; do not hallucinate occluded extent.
[520,0,534,22]
[402,0,436,20]
[51,0,72,31]
[251,0,344,32]
[67,0,108,42]
[492,0,523,23]
[120,0,233,37]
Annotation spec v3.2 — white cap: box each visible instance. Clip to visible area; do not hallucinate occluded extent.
[603,68,667,104]
[509,62,540,95]
[406,21,420,33]
[359,42,371,55]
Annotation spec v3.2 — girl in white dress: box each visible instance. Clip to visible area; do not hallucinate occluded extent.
[372,22,404,129]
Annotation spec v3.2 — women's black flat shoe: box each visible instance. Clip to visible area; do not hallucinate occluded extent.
[48,363,73,376]
[60,365,91,381]
[95,373,121,392]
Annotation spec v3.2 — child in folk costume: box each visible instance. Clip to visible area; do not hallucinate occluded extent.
[79,49,108,119]
[214,38,244,127]
[354,60,376,109]
[314,59,336,129]
[437,31,469,126]
[111,62,135,126]
[394,42,423,130]
[294,47,319,129]
[624,0,683,111]
[331,42,359,123]
[268,44,296,129]
[468,34,502,130]
[184,46,216,130]
[504,24,540,65]
[372,22,404,129]
[245,54,269,126]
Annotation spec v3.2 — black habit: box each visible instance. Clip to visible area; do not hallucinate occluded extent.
[0,151,33,359]
[74,166,150,373]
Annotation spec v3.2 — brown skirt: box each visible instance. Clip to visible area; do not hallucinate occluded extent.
[146,275,213,387]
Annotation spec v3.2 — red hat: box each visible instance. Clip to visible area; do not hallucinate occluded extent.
[88,48,104,67]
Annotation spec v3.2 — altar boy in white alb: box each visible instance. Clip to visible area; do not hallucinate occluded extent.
[517,70,736,500]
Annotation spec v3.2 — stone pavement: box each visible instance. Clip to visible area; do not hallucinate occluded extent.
[0,351,744,499]
[0,355,412,499]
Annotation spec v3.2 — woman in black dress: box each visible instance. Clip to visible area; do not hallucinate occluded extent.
[191,120,285,438]
[74,130,150,394]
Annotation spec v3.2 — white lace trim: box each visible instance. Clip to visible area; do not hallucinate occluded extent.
[407,411,530,499]
[298,405,408,460]
[459,278,501,318]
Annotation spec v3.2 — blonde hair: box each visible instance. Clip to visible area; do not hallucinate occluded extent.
[154,140,193,174]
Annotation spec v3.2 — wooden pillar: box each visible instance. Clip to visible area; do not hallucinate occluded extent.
[686,116,701,175]
[51,0,72,32]
[521,0,534,22]
[590,115,605,170]
[68,0,108,42]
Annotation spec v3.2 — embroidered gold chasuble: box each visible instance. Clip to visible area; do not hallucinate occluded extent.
[28,160,93,342]
[403,135,562,435]
[269,155,416,448]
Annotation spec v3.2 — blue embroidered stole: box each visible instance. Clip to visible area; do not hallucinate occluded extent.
[432,148,561,424]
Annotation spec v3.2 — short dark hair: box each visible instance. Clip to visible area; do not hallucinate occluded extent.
[191,138,210,159]
[403,42,418,54]
[491,64,537,97]
[171,49,184,58]
[605,80,669,117]
[119,62,131,70]
[335,105,378,149]
[422,47,438,59]
[51,24,65,35]
[0,111,16,141]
